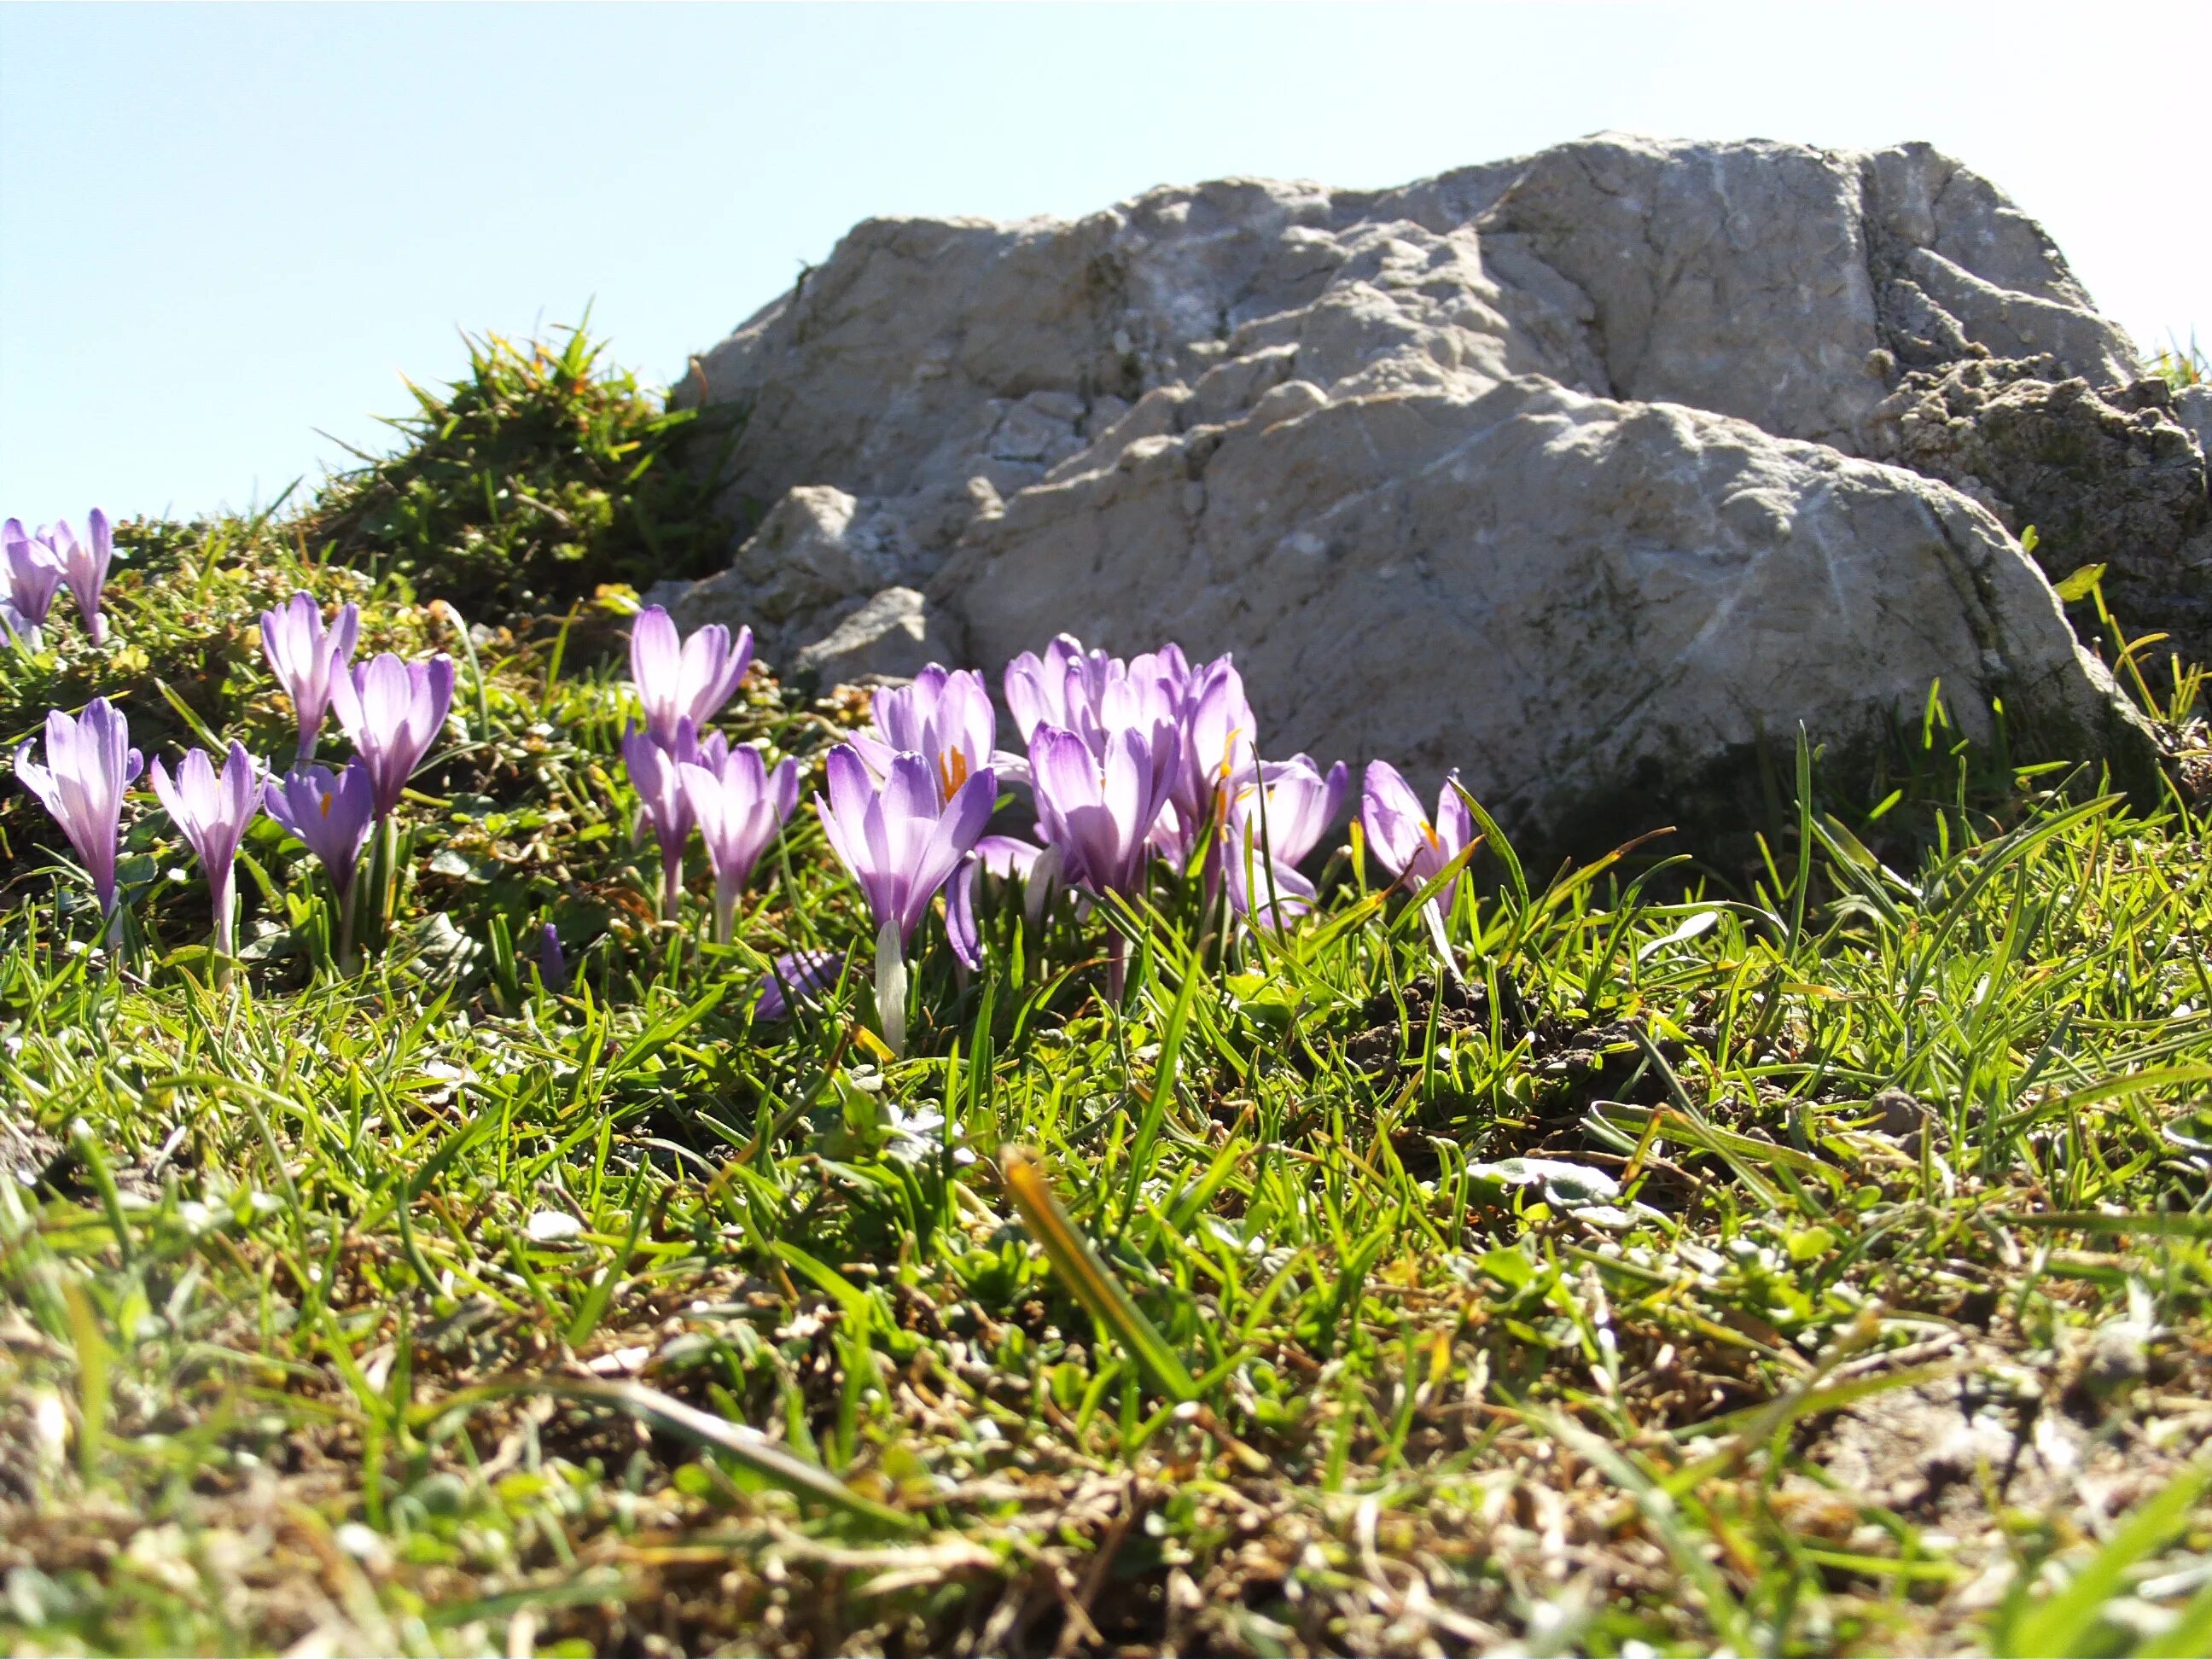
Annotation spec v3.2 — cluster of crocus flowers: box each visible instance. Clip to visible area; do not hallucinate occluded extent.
[806,632,1356,1037]
[4,512,114,648]
[7,590,455,974]
[257,593,452,951]
[619,606,797,933]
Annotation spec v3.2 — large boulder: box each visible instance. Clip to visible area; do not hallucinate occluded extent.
[671,133,2177,846]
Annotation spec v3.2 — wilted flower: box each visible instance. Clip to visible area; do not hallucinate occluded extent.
[330,652,454,820]
[3,520,68,645]
[814,745,994,1057]
[13,697,143,920]
[149,742,263,958]
[259,594,361,760]
[678,742,800,943]
[63,512,114,645]
[754,948,847,1021]
[629,606,752,748]
[264,761,376,901]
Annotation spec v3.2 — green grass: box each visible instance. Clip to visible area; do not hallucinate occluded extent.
[4,330,2212,1657]
[302,320,739,618]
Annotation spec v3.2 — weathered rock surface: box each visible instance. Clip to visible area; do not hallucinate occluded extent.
[672,133,2180,845]
[1866,358,2212,657]
[948,378,2148,847]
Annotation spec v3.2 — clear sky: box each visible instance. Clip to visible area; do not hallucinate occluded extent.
[3,2,2205,521]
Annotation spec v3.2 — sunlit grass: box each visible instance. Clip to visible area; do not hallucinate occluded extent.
[3,329,2210,1657]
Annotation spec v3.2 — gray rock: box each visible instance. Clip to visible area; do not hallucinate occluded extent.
[2178,385,2212,459]
[935,375,2152,851]
[790,586,965,684]
[667,134,2167,842]
[1866,359,2212,658]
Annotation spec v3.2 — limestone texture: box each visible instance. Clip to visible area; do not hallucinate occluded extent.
[670,133,2180,847]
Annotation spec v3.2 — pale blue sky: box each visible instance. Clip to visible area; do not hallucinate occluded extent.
[3,2,2205,521]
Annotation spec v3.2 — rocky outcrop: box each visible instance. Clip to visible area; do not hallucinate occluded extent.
[946,377,2148,849]
[1866,359,2212,656]
[670,133,2180,845]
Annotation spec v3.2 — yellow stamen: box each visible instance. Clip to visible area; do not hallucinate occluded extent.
[319,794,333,819]
[1422,819,1441,851]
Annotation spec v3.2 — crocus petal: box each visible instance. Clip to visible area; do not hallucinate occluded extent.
[1359,759,1430,879]
[946,857,982,970]
[1435,772,1476,860]
[901,765,997,938]
[754,948,845,1021]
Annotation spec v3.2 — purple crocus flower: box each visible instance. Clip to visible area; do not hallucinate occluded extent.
[3,519,68,644]
[1361,760,1477,976]
[1156,654,1259,864]
[1027,716,1181,997]
[629,606,753,748]
[678,742,800,944]
[264,761,376,901]
[622,722,755,917]
[259,593,361,760]
[13,696,143,920]
[329,652,454,820]
[1360,760,1476,891]
[1027,719,1182,902]
[536,923,569,993]
[63,512,114,645]
[851,665,1008,800]
[814,744,995,1057]
[149,742,263,958]
[265,760,376,969]
[1220,756,1348,929]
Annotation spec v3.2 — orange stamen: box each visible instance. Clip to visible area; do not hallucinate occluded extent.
[937,748,971,800]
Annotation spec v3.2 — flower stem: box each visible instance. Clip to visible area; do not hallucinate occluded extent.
[212,867,236,981]
[713,873,736,946]
[337,875,359,975]
[661,848,684,924]
[364,813,400,952]
[875,917,907,1060]
[1107,932,1128,1004]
